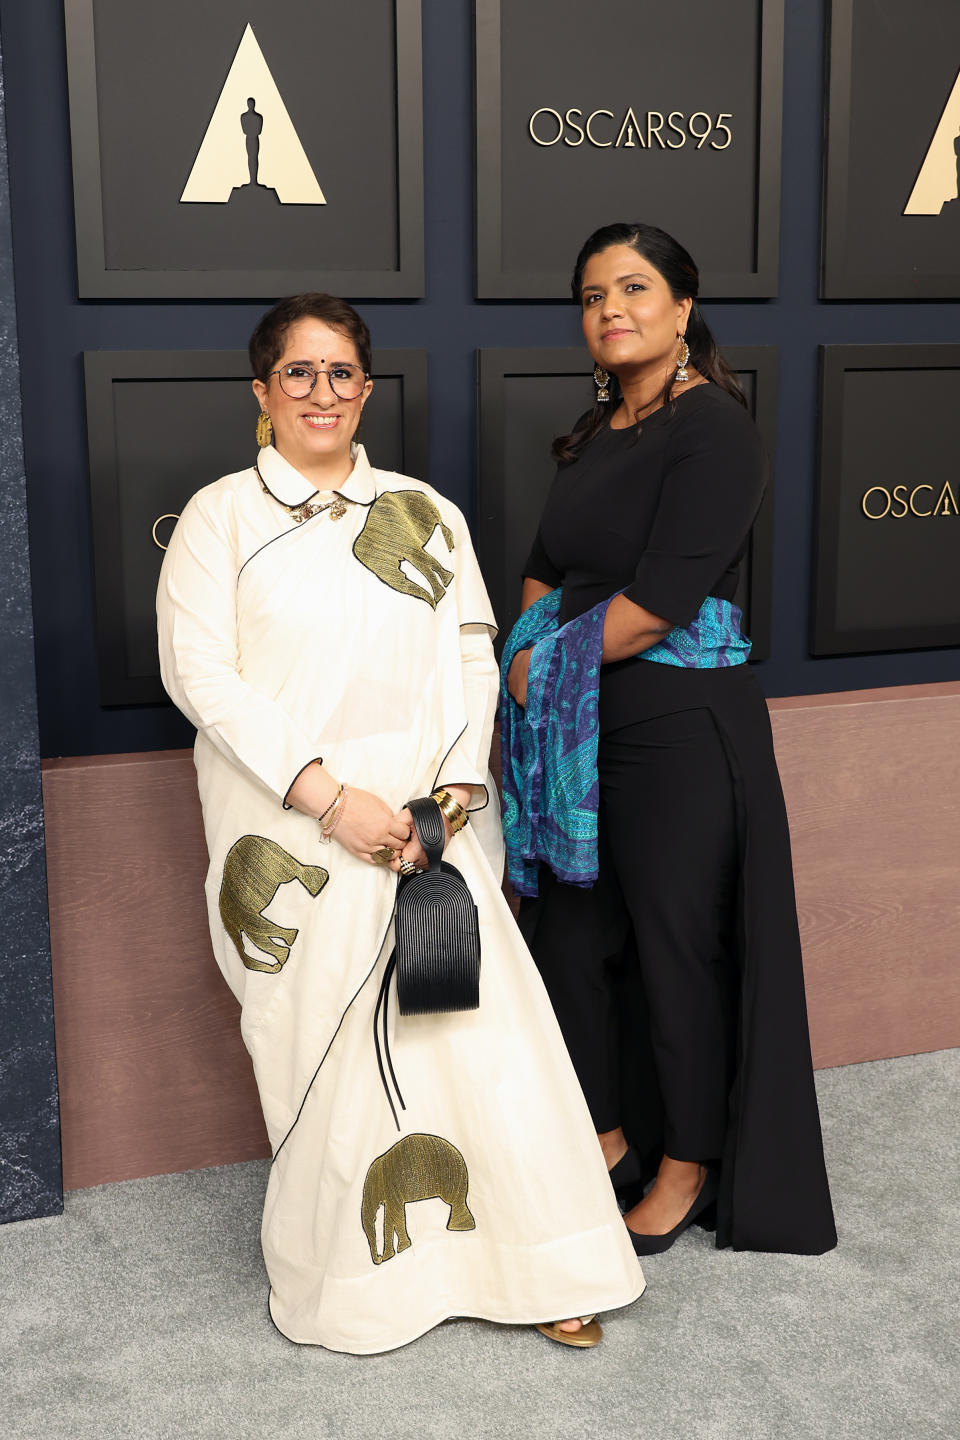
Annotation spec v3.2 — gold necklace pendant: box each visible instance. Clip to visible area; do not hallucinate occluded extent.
[292,501,320,524]
[255,467,348,524]
[290,496,349,524]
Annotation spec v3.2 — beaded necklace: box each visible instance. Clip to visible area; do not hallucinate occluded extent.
[255,464,349,525]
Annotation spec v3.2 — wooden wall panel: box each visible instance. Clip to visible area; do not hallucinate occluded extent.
[769,682,960,1069]
[42,752,269,1191]
[42,682,960,1189]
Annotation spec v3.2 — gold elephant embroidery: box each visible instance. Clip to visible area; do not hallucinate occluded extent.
[219,835,329,974]
[361,1134,476,1265]
[353,490,454,608]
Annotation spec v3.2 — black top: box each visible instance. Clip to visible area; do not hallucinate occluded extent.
[523,384,767,732]
[524,384,765,626]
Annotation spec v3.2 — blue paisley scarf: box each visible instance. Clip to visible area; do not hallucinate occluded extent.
[498,590,750,896]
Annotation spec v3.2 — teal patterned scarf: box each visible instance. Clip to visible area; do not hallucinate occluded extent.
[499,590,750,896]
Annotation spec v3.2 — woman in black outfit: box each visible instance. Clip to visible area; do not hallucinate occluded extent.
[507,223,836,1257]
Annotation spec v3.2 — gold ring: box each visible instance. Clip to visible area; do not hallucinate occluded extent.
[151,513,181,551]
[398,859,418,876]
[371,847,396,865]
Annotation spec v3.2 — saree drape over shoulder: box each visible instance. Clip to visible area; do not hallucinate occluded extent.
[157,444,643,1353]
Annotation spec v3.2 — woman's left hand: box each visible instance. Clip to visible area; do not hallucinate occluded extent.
[390,784,472,873]
[507,647,532,707]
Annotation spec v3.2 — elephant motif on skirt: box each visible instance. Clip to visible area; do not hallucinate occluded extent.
[219,835,329,973]
[361,1133,476,1265]
[353,491,454,608]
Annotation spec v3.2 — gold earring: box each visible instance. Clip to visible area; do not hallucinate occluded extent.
[593,365,610,403]
[256,410,273,448]
[675,336,690,383]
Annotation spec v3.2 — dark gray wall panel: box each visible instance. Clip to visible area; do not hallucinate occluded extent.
[63,0,424,297]
[476,0,784,297]
[813,346,960,653]
[822,0,960,298]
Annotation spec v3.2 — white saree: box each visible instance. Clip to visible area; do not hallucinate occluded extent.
[157,443,644,1353]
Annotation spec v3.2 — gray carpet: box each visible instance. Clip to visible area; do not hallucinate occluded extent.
[3,1050,958,1440]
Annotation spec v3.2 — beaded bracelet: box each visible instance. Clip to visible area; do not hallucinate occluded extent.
[316,782,343,831]
[319,784,350,843]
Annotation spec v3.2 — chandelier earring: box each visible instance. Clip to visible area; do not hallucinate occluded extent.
[256,410,274,448]
[675,335,690,384]
[593,364,611,403]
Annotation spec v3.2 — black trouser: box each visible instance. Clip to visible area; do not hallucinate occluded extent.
[523,707,739,1162]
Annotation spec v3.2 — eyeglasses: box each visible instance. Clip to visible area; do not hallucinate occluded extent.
[269,362,369,401]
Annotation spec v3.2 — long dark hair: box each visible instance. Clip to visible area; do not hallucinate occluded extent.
[552,223,746,464]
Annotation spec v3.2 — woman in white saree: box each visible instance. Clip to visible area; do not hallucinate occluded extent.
[156,294,643,1354]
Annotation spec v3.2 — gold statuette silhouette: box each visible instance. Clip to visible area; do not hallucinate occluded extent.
[904,66,960,215]
[181,24,325,205]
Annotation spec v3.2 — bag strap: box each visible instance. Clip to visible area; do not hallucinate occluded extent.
[373,952,405,1132]
[373,795,443,1131]
[406,794,445,870]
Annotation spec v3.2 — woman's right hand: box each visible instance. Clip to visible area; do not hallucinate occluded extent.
[507,647,532,708]
[332,786,412,865]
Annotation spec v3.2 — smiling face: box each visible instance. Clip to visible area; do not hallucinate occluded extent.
[579,243,692,382]
[251,317,372,482]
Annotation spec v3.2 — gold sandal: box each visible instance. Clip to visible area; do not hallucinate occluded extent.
[534,1315,603,1348]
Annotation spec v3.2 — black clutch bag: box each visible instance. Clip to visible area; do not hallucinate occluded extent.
[393,795,481,1015]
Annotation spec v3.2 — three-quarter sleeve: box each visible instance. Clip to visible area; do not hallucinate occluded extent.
[157,488,323,804]
[522,526,563,587]
[624,398,767,627]
[433,506,499,806]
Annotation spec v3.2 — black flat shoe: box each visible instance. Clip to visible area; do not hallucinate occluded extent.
[626,1170,719,1257]
[608,1143,645,1211]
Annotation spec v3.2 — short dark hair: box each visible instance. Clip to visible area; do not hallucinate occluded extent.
[248,293,372,383]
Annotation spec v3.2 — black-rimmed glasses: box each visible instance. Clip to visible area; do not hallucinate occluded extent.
[269,362,369,401]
